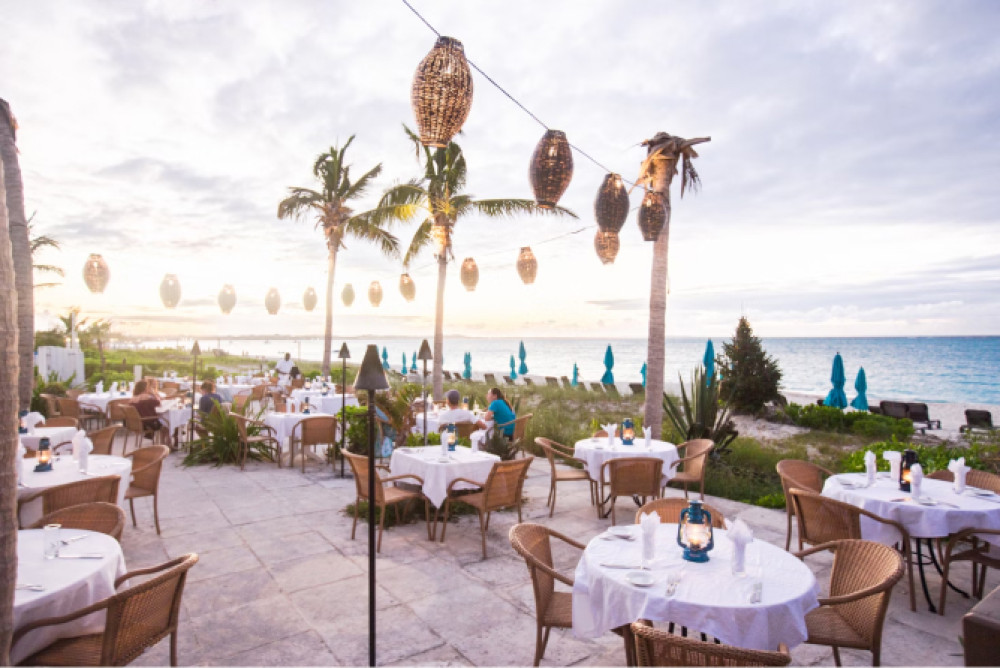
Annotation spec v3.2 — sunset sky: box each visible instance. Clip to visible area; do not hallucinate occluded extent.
[5,0,999,341]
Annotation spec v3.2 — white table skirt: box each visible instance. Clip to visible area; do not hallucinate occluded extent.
[572,524,818,650]
[262,411,337,448]
[78,392,132,415]
[410,412,442,435]
[20,427,79,451]
[18,455,132,526]
[389,446,500,507]
[822,473,1000,547]
[13,529,127,664]
[215,384,254,402]
[574,438,680,482]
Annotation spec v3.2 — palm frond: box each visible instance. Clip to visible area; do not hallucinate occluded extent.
[680,152,702,197]
[342,163,383,201]
[277,188,324,220]
[33,263,64,276]
[470,198,578,219]
[358,182,428,228]
[402,219,434,267]
[344,218,400,259]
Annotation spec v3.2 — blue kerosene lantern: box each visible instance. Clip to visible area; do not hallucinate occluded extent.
[621,418,635,445]
[677,499,714,562]
[34,437,54,472]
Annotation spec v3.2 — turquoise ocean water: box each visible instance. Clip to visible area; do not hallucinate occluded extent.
[150,336,1000,405]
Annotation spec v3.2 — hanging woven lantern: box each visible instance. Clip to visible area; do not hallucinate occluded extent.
[411,36,474,148]
[82,254,109,293]
[303,287,317,312]
[516,247,537,285]
[594,173,629,233]
[529,129,573,209]
[218,284,237,314]
[368,280,383,307]
[431,223,450,258]
[460,257,479,291]
[637,190,667,241]
[342,283,355,307]
[594,230,621,265]
[265,288,281,315]
[399,273,416,302]
[159,274,181,309]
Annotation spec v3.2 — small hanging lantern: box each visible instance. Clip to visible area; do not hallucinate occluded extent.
[594,230,620,265]
[411,36,474,148]
[82,254,110,293]
[431,223,450,258]
[342,283,355,307]
[677,499,715,563]
[160,274,181,309]
[529,129,573,209]
[594,173,629,233]
[516,247,537,285]
[637,190,667,242]
[460,257,479,291]
[34,437,53,472]
[621,418,635,445]
[18,409,28,434]
[217,285,236,314]
[368,280,383,307]
[265,288,281,315]
[303,287,318,312]
[399,273,416,302]
[899,449,918,492]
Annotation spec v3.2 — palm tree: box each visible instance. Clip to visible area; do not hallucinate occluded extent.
[638,132,711,438]
[366,125,576,400]
[29,216,64,289]
[278,137,398,376]
[1,98,32,411]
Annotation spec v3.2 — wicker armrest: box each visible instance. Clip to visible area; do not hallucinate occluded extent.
[446,476,485,494]
[818,579,899,607]
[382,473,425,487]
[528,555,576,587]
[547,526,587,551]
[114,554,190,588]
[79,402,104,414]
[793,541,839,560]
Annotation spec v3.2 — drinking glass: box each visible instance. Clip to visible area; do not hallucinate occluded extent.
[43,524,61,559]
[665,566,685,597]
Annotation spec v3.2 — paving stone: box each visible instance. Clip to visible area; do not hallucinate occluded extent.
[185,544,261,583]
[208,630,338,666]
[183,566,281,618]
[267,550,364,592]
[188,594,307,659]
[244,529,335,567]
[163,526,245,559]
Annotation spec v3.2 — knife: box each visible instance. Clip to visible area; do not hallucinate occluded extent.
[57,554,104,559]
[600,562,640,569]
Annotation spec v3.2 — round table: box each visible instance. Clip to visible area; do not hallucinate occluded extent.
[574,438,680,482]
[18,454,132,526]
[13,529,127,664]
[572,523,818,650]
[389,446,500,508]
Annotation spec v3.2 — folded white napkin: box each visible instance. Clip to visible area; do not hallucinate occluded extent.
[884,450,901,482]
[728,518,753,574]
[948,457,970,494]
[602,423,617,448]
[643,426,652,449]
[864,451,877,486]
[77,437,93,473]
[639,511,658,565]
[911,463,924,500]
[24,412,45,434]
[95,381,104,394]
[470,430,485,452]
[109,381,118,393]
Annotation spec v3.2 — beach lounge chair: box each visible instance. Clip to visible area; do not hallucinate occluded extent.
[905,402,940,433]
[960,409,995,434]
[484,373,498,386]
[590,382,604,393]
[879,400,909,420]
[453,371,464,381]
[560,376,573,389]
[503,375,515,385]
[545,376,559,388]
[603,383,619,397]
[524,377,535,387]
[628,382,645,396]
[442,371,452,380]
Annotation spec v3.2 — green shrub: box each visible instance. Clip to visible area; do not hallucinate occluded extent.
[183,405,273,466]
[782,403,914,441]
[703,437,801,507]
[840,438,999,475]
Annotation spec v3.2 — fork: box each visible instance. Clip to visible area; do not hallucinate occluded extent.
[61,535,88,546]
[16,583,44,591]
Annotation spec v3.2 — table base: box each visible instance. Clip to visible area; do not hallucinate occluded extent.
[914,538,969,613]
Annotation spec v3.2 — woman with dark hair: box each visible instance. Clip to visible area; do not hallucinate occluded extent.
[484,387,516,437]
[131,379,166,439]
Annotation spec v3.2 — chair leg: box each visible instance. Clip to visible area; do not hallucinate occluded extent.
[785,509,793,551]
[351,497,359,540]
[549,483,557,518]
[440,501,451,543]
[153,492,161,535]
[533,622,545,666]
[377,502,386,553]
[170,631,177,666]
[938,552,952,615]
[610,497,617,526]
[129,498,137,528]
[478,510,487,558]
[832,646,842,666]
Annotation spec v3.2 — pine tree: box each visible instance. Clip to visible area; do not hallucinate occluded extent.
[718,316,783,413]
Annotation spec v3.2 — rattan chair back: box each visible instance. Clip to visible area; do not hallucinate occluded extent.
[674,439,713,479]
[292,415,337,472]
[27,502,126,541]
[827,539,904,646]
[89,426,120,455]
[635,498,727,528]
[120,404,145,435]
[130,445,169,495]
[40,393,61,416]
[630,621,790,666]
[789,488,863,546]
[968,469,1000,494]
[231,392,250,414]
[509,523,560,629]
[290,378,305,389]
[436,421,479,439]
[107,399,129,423]
[18,475,121,526]
[56,398,81,419]
[604,457,663,498]
[250,384,267,401]
[776,459,828,496]
[344,450,384,505]
[161,381,180,392]
[43,416,79,429]
[482,458,533,511]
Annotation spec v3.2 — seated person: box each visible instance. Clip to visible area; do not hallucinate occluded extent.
[198,380,223,417]
[437,389,484,428]
[130,380,167,440]
[484,387,516,437]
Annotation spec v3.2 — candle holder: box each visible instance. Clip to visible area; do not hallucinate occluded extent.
[899,449,918,492]
[621,418,635,445]
[19,409,28,434]
[34,438,54,472]
[446,423,457,452]
[677,499,714,562]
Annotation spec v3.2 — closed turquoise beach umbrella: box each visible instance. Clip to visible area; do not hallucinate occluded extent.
[510,355,518,380]
[640,362,647,387]
[824,353,848,409]
[401,353,407,374]
[518,340,528,375]
[382,346,390,370]
[464,352,472,380]
[850,367,869,411]
[601,345,615,384]
[572,363,579,387]
[703,340,715,386]
[411,352,417,373]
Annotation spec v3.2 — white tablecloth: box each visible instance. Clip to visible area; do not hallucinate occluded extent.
[18,455,132,526]
[215,384,254,402]
[410,411,442,435]
[389,446,500,507]
[78,392,132,415]
[262,411,336,447]
[822,473,1000,548]
[572,524,818,650]
[13,529,126,664]
[574,438,680,482]
[20,427,78,451]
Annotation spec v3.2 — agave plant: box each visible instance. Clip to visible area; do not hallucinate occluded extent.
[662,366,738,455]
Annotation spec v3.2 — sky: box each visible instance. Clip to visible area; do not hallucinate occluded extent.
[4,0,1000,342]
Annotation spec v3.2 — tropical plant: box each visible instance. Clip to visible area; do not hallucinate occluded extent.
[363,124,575,400]
[717,316,783,414]
[662,366,738,456]
[482,424,519,461]
[374,383,421,447]
[638,131,711,438]
[28,215,63,289]
[183,405,272,467]
[277,137,398,376]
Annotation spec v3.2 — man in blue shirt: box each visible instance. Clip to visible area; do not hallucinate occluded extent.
[485,387,516,437]
[198,380,223,417]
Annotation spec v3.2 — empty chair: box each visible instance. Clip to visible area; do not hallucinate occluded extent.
[628,383,645,396]
[879,400,909,420]
[39,393,61,418]
[88,426,121,456]
[503,375,515,385]
[630,620,791,667]
[635,497,727,528]
[797,539,904,666]
[663,439,714,500]
[968,469,1000,493]
[484,373,498,385]
[270,390,287,413]
[290,415,337,472]
[106,398,130,427]
[440,457,533,558]
[560,376,573,389]
[960,409,995,434]
[545,376,560,388]
[126,444,170,535]
[600,457,663,525]
[42,416,79,429]
[231,414,281,470]
[27,502,126,541]
[437,421,480,439]
[231,391,251,414]
[602,383,619,397]
[509,523,585,666]
[937,526,1000,614]
[589,382,604,392]
[289,377,305,389]
[535,437,597,517]
[57,397,105,431]
[343,451,430,552]
[12,553,199,666]
[905,402,940,432]
[776,459,834,551]
[17,476,120,528]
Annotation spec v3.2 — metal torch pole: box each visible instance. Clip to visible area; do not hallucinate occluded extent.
[422,359,428,447]
[190,351,197,449]
[366,389,377,667]
[341,357,347,478]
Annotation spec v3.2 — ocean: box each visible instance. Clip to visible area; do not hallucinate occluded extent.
[141,336,1000,405]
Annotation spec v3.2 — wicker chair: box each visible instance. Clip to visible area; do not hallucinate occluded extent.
[270,391,287,413]
[11,553,199,666]
[937,527,1000,615]
[440,457,533,558]
[290,377,305,389]
[343,451,430,552]
[776,459,834,551]
[635,498,727,528]
[39,393,62,417]
[968,469,1000,493]
[535,437,597,517]
[600,457,663,526]
[26,501,126,541]
[120,404,163,452]
[508,523,584,666]
[663,439,713,500]
[789,488,915,611]
[231,414,281,470]
[495,413,533,458]
[436,421,480,440]
[797,539,904,666]
[57,397,104,431]
[106,399,129,427]
[125,445,169,535]
[231,391,251,414]
[42,416,79,429]
[290,415,337,473]
[17,476,121,528]
[88,426,120,456]
[630,620,791,666]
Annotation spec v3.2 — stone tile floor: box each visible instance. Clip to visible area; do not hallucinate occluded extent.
[116,451,982,666]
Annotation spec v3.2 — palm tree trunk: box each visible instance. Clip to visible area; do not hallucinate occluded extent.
[0,139,21,665]
[322,245,337,378]
[0,99,30,411]
[432,254,447,401]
